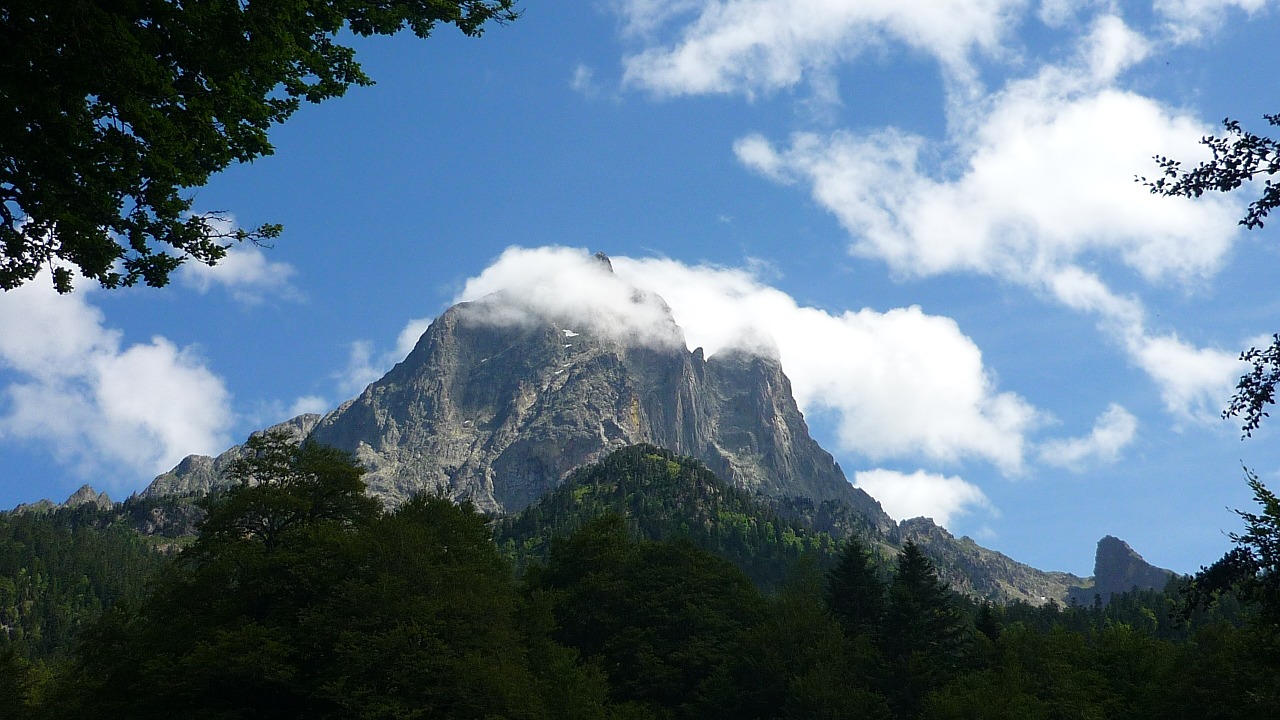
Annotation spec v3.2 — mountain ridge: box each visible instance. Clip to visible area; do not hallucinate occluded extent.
[127,281,1115,603]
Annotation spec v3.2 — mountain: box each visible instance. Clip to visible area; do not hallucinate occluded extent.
[139,264,1100,603]
[496,443,847,588]
[299,280,888,523]
[143,413,323,498]
[894,517,1085,606]
[496,444,1088,604]
[1068,535,1176,605]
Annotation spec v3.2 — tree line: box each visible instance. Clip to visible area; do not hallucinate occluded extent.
[1,435,1278,718]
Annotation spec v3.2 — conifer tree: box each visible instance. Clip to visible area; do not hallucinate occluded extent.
[881,542,972,717]
[826,537,885,638]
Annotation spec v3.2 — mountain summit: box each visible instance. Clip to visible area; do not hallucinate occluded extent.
[306,289,888,522]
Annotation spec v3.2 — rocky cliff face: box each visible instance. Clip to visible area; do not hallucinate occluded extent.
[307,293,886,520]
[1088,535,1175,600]
[62,484,114,511]
[143,414,322,498]
[895,517,1087,605]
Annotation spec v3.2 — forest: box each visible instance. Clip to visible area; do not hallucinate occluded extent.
[0,437,1277,719]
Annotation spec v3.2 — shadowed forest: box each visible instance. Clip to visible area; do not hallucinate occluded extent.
[2,440,1277,719]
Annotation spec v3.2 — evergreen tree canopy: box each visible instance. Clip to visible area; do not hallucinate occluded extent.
[51,437,608,720]
[826,536,886,638]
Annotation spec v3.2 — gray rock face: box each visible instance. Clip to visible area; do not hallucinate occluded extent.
[309,296,888,520]
[143,414,322,498]
[63,484,113,511]
[896,517,1087,605]
[1090,535,1175,600]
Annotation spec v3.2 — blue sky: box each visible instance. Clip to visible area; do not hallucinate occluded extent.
[3,0,1280,576]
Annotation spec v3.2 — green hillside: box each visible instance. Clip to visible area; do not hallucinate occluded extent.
[496,444,850,588]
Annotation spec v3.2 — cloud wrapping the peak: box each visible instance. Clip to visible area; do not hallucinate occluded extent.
[457,247,686,349]
[0,275,233,485]
[459,247,1040,474]
[619,0,1028,96]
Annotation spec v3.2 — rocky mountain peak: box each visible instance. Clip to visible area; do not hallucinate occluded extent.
[1090,535,1175,600]
[298,289,889,519]
[63,484,113,511]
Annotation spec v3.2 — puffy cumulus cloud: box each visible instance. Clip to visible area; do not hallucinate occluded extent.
[0,275,233,485]
[736,16,1245,420]
[619,0,1027,97]
[736,19,1232,284]
[1153,0,1274,42]
[612,256,1040,472]
[853,468,993,527]
[176,244,300,304]
[459,247,1040,474]
[1039,403,1138,469]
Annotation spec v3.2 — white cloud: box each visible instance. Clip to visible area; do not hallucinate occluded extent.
[177,244,300,304]
[734,16,1245,420]
[571,64,599,95]
[1039,403,1138,469]
[288,395,332,417]
[854,468,993,527]
[619,0,1028,97]
[1153,0,1273,42]
[1130,333,1242,419]
[1038,0,1106,27]
[0,274,233,486]
[458,247,687,349]
[336,317,434,398]
[460,247,1041,474]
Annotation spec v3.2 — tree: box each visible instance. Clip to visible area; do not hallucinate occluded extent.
[881,542,973,718]
[528,514,765,718]
[50,435,607,720]
[1142,115,1280,435]
[0,0,518,293]
[825,536,885,639]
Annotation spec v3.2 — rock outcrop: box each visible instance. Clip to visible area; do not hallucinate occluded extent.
[62,484,113,511]
[143,414,322,498]
[895,517,1087,605]
[1089,535,1175,600]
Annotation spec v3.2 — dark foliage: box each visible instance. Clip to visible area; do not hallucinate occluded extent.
[5,442,1279,718]
[497,444,841,588]
[826,536,886,638]
[0,502,168,659]
[1143,115,1280,436]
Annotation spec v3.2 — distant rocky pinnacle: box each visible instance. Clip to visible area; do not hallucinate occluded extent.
[11,484,114,515]
[1089,535,1176,600]
[63,484,113,511]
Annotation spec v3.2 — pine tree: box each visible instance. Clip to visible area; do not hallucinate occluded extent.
[826,536,885,638]
[881,542,972,718]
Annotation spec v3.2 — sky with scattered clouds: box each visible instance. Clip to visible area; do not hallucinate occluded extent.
[3,0,1279,575]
